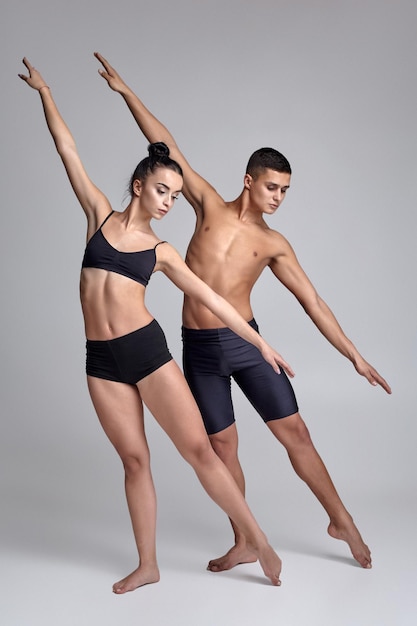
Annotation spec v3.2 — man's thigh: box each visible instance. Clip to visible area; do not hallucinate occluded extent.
[183,338,235,435]
[232,347,299,422]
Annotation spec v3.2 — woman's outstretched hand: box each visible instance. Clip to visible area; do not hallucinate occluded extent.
[260,344,295,378]
[18,57,49,91]
[94,52,126,92]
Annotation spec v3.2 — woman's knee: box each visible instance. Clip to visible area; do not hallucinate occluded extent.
[121,451,151,477]
[180,436,215,468]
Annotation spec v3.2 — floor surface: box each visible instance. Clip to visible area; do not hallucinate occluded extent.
[2,491,415,626]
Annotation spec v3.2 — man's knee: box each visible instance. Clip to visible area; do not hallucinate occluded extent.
[268,412,313,448]
[209,426,239,462]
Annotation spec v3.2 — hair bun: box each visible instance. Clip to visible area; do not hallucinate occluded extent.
[148,142,170,162]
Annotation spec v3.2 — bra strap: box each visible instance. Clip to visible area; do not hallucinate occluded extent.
[99,210,115,229]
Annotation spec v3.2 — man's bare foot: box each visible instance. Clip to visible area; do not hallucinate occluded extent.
[207,544,257,572]
[112,565,160,594]
[328,519,372,569]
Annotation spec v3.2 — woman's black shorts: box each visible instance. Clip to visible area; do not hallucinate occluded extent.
[86,319,173,384]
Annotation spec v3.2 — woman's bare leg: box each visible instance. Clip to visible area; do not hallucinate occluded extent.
[137,361,282,586]
[87,376,160,593]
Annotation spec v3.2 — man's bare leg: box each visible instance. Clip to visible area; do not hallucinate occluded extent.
[208,414,371,571]
[207,424,257,572]
[270,413,371,568]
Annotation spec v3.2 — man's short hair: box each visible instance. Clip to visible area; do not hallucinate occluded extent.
[246,147,291,178]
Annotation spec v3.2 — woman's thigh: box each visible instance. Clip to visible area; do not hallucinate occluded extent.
[87,375,149,459]
[137,360,211,457]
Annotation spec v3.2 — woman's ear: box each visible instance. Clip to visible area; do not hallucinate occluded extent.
[132,179,142,196]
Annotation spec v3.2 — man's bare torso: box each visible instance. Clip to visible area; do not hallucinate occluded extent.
[182,199,282,329]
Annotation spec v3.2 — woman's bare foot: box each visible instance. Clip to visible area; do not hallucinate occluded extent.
[254,542,282,586]
[328,519,372,569]
[239,540,282,586]
[208,539,281,586]
[207,544,257,572]
[112,564,160,594]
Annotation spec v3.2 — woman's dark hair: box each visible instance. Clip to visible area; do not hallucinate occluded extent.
[246,147,291,178]
[129,142,183,196]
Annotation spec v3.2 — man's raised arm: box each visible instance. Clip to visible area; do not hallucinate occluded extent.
[94,52,214,212]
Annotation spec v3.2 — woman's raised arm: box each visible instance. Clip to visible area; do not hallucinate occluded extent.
[19,57,111,229]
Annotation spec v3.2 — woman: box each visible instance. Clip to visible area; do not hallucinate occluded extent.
[19,57,292,593]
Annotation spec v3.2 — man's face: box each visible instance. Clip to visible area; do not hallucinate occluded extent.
[245,168,291,215]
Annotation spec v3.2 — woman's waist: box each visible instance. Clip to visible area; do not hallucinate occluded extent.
[81,301,154,341]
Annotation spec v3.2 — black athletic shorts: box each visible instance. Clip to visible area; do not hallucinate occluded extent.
[182,319,298,435]
[86,319,173,384]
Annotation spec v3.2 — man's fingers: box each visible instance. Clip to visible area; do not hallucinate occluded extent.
[367,369,391,394]
[94,51,111,73]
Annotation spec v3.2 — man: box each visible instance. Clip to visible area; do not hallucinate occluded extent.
[95,52,391,571]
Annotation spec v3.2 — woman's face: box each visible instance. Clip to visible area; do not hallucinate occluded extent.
[137,167,183,220]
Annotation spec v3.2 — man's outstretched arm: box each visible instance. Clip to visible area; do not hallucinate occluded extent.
[269,237,392,394]
[94,52,216,213]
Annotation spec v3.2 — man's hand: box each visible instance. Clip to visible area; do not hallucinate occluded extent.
[94,52,127,93]
[354,357,392,394]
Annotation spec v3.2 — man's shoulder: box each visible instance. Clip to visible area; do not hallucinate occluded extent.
[205,193,229,210]
[258,227,295,263]
[260,224,290,245]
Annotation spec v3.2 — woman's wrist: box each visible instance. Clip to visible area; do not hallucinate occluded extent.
[256,335,268,353]
[38,85,50,93]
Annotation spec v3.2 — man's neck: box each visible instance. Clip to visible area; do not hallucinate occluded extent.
[228,190,265,225]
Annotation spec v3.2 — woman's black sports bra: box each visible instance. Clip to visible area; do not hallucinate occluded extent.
[81,211,166,287]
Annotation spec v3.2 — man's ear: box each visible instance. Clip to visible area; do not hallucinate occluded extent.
[132,179,142,196]
[244,173,252,190]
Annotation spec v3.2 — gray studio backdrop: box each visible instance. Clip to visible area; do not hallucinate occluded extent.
[1,0,416,572]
